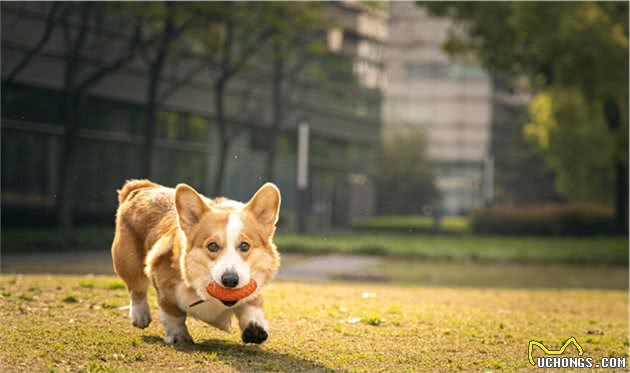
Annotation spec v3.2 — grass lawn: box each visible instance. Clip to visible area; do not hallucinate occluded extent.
[3,228,628,265]
[354,259,629,289]
[277,233,628,265]
[1,275,628,372]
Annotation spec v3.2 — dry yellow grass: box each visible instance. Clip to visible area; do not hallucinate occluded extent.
[0,275,627,372]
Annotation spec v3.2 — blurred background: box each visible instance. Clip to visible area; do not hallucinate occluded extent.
[1,1,628,289]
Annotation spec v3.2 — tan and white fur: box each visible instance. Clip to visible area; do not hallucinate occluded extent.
[111,179,281,344]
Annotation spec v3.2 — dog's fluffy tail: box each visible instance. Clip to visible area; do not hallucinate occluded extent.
[117,179,158,204]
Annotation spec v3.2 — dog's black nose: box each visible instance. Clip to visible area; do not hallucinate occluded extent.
[221,272,239,288]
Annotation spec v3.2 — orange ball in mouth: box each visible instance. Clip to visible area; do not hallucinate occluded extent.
[206,279,257,303]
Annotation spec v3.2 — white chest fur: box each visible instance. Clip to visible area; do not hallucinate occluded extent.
[175,283,234,332]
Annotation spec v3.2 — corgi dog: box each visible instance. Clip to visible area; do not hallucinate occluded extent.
[111,179,281,344]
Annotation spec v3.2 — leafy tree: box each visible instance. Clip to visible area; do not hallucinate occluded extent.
[422,2,628,231]
[191,2,274,195]
[129,3,201,179]
[491,78,558,205]
[371,132,438,215]
[525,88,615,203]
[263,2,328,182]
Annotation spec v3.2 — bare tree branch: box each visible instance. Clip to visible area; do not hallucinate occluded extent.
[170,16,197,40]
[77,17,157,92]
[159,61,207,101]
[4,3,63,83]
[63,4,92,88]
[225,26,274,79]
[138,43,153,67]
[60,8,71,50]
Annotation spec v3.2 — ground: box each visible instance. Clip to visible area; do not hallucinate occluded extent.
[2,230,628,371]
[1,275,627,372]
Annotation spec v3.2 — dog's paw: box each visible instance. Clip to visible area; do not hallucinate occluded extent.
[130,301,152,329]
[164,330,193,345]
[242,322,268,344]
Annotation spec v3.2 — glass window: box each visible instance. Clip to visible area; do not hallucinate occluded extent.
[311,136,330,158]
[385,98,432,125]
[156,110,213,143]
[249,127,272,152]
[405,63,488,81]
[248,127,295,154]
[1,83,63,125]
[84,97,150,135]
[406,63,450,80]
[276,133,296,155]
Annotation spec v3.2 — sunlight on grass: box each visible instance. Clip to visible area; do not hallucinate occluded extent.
[105,281,126,290]
[0,274,627,372]
[78,279,96,289]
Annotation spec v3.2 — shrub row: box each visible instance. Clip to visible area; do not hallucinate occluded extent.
[352,215,469,234]
[470,204,616,235]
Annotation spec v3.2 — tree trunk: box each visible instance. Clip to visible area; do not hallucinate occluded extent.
[141,60,163,179]
[141,4,173,179]
[213,138,229,196]
[603,98,628,233]
[614,161,628,233]
[55,3,91,228]
[56,91,82,228]
[212,78,229,196]
[142,93,157,179]
[264,44,283,183]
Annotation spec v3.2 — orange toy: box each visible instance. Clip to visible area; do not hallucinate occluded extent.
[206,279,257,301]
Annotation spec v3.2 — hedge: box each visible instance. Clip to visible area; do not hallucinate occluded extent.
[352,215,469,234]
[470,204,616,235]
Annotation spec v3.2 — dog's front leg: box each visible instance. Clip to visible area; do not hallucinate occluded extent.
[158,304,192,344]
[235,296,268,344]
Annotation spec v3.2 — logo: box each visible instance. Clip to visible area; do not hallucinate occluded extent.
[528,337,626,369]
[528,337,583,366]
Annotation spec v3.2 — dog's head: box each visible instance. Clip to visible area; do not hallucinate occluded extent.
[175,183,281,306]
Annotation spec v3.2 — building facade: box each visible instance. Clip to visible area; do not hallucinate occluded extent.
[1,2,384,229]
[383,2,493,214]
[326,1,388,90]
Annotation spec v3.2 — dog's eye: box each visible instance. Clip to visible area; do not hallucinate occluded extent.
[239,242,250,252]
[207,242,220,252]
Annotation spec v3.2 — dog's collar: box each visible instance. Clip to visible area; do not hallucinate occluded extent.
[189,299,238,308]
[189,299,205,308]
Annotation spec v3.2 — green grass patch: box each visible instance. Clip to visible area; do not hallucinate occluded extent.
[17,294,33,301]
[79,279,96,289]
[353,259,629,289]
[352,215,469,234]
[101,300,122,309]
[276,233,628,265]
[63,295,79,303]
[0,274,627,372]
[105,281,126,290]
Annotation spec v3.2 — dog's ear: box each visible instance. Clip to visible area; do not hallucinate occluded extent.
[245,183,281,228]
[175,184,208,228]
